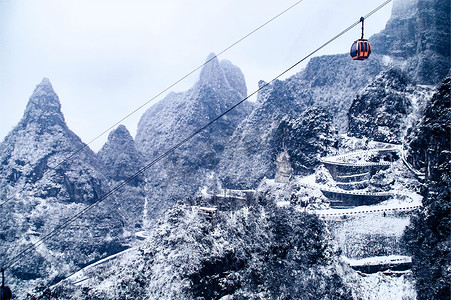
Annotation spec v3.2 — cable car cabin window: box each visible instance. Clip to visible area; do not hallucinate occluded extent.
[350,42,358,58]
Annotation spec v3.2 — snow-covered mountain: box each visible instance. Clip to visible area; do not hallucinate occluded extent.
[0,80,131,296]
[135,53,254,218]
[98,125,145,185]
[97,125,146,232]
[0,78,105,203]
[216,0,449,191]
[136,53,251,160]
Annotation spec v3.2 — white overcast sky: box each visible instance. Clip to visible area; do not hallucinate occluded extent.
[0,0,393,151]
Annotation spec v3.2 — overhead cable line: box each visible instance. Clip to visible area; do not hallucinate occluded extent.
[0,0,306,208]
[1,0,393,271]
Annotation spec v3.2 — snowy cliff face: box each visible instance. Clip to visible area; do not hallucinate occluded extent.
[135,53,253,217]
[98,125,144,185]
[218,79,320,189]
[347,69,414,143]
[297,54,385,132]
[371,0,450,84]
[217,79,307,189]
[97,125,146,232]
[0,80,129,294]
[406,77,450,179]
[218,101,338,189]
[275,107,337,176]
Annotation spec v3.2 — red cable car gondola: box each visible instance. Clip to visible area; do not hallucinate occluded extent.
[350,17,371,60]
[350,39,371,60]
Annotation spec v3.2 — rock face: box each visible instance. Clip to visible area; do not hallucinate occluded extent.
[217,79,307,189]
[97,125,146,231]
[98,125,144,185]
[296,54,385,131]
[275,107,337,176]
[347,69,414,143]
[406,77,450,179]
[371,0,450,84]
[135,53,253,217]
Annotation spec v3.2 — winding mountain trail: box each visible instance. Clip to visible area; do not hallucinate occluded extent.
[305,139,422,291]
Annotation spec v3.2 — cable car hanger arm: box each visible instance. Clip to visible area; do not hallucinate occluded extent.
[360,16,365,39]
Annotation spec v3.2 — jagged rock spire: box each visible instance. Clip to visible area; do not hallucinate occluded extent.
[21,77,66,128]
[98,125,144,183]
[196,53,247,98]
[135,53,253,218]
[0,78,105,203]
[198,53,230,90]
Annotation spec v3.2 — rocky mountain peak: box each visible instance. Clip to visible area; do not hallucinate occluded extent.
[39,77,52,86]
[106,124,134,146]
[197,53,247,98]
[219,59,247,98]
[21,77,66,129]
[198,53,230,90]
[135,53,253,218]
[136,53,252,160]
[0,81,131,289]
[98,125,144,183]
[0,78,106,203]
